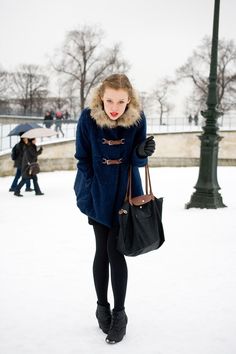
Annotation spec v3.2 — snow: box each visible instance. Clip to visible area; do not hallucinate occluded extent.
[0,167,236,354]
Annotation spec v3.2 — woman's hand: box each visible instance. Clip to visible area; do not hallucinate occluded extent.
[136,136,155,158]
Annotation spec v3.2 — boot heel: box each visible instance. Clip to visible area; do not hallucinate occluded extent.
[106,309,128,344]
[96,303,111,334]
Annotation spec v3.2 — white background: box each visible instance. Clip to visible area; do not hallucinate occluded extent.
[1,0,236,104]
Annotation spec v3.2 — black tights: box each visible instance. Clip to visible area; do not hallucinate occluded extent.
[92,222,128,312]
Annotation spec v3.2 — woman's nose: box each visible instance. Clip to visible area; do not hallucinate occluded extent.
[111,103,118,111]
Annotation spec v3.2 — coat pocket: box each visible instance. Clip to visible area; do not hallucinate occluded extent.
[74,170,93,214]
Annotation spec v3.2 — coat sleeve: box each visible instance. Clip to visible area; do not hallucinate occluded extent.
[36,147,43,156]
[74,109,93,178]
[131,112,148,167]
[74,109,94,213]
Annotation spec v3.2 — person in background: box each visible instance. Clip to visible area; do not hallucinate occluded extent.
[43,110,54,128]
[9,137,33,192]
[14,138,44,197]
[64,110,70,120]
[55,110,64,138]
[188,114,193,125]
[50,110,55,119]
[74,74,155,344]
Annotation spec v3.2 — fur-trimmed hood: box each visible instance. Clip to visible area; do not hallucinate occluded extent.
[89,87,142,128]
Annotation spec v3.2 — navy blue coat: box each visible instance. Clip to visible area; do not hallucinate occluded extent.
[74,105,147,228]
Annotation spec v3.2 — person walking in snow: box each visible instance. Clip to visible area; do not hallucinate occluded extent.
[194,113,199,126]
[9,137,32,192]
[43,110,54,128]
[14,138,44,197]
[54,110,64,137]
[74,74,155,344]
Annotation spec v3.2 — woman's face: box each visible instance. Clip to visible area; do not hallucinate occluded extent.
[101,88,130,120]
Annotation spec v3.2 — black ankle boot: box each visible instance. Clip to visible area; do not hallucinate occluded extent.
[25,188,34,192]
[106,309,128,344]
[35,191,44,195]
[14,190,23,197]
[96,303,112,334]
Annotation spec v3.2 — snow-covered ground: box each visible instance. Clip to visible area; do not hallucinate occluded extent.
[0,167,236,354]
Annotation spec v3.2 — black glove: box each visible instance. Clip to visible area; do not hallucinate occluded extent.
[136,136,155,158]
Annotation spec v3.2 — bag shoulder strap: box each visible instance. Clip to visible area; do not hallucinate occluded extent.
[127,164,154,203]
[145,164,153,195]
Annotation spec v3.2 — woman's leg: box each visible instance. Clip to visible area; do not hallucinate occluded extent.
[59,124,64,137]
[25,177,31,190]
[92,223,110,306]
[14,177,27,196]
[32,175,43,195]
[107,225,128,312]
[10,168,21,191]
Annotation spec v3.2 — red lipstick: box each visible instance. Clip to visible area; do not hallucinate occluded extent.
[110,112,118,117]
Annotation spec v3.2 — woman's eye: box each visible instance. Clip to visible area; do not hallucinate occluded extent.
[119,101,125,104]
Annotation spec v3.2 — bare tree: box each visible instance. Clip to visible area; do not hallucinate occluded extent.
[0,68,9,97]
[150,78,175,125]
[63,84,80,118]
[10,64,49,115]
[50,79,69,111]
[138,91,153,116]
[52,25,129,110]
[176,37,236,113]
[0,66,11,114]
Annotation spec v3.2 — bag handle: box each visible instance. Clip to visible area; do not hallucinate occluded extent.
[145,164,153,195]
[126,165,153,203]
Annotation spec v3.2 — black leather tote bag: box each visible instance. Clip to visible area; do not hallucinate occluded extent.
[117,165,165,257]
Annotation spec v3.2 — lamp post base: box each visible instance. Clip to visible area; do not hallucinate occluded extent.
[185,190,226,209]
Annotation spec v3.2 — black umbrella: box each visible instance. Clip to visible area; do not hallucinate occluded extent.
[8,122,42,136]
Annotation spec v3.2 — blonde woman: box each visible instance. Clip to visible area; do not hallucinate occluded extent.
[74,74,155,344]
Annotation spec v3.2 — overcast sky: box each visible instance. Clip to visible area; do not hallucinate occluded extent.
[1,0,236,109]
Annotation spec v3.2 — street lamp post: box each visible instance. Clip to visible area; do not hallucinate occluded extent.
[186,0,226,209]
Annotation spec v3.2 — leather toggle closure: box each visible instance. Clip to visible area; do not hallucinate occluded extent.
[102,138,125,146]
[102,158,123,165]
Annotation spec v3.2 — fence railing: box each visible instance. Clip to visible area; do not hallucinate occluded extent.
[146,114,236,134]
[0,116,78,152]
[1,114,236,152]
